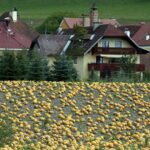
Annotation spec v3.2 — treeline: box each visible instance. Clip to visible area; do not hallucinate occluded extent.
[0,50,78,81]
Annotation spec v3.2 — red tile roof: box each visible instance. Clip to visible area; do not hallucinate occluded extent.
[119,25,141,37]
[103,24,125,37]
[0,21,38,50]
[132,23,150,46]
[119,23,150,46]
[61,17,119,29]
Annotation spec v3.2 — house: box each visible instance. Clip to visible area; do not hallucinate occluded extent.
[59,3,119,30]
[33,34,72,66]
[36,23,148,80]
[61,24,148,80]
[0,8,38,53]
[120,23,150,72]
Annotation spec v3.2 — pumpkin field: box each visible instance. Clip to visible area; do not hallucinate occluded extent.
[0,81,150,149]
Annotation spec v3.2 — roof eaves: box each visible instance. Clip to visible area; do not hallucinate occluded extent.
[83,36,104,55]
[60,35,74,55]
[127,36,149,54]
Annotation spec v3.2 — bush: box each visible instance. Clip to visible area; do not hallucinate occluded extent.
[143,71,150,82]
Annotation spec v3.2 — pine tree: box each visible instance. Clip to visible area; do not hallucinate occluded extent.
[51,55,78,81]
[27,50,49,81]
[0,51,17,80]
[16,51,29,80]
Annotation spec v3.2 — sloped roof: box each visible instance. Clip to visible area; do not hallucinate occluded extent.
[60,17,119,28]
[132,23,150,46]
[0,11,39,49]
[0,12,10,22]
[119,23,150,46]
[119,24,141,37]
[103,24,125,37]
[0,21,38,49]
[37,35,71,56]
[0,22,26,49]
[62,24,148,56]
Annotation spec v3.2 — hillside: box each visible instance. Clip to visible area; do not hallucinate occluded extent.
[0,0,150,23]
[0,81,150,149]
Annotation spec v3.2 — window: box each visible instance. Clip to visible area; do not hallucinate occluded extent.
[102,40,109,48]
[96,56,103,63]
[115,40,122,48]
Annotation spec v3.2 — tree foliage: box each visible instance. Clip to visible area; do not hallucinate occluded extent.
[36,12,75,34]
[0,51,17,80]
[0,50,50,81]
[120,55,137,74]
[51,55,78,81]
[27,50,49,81]
[73,25,88,40]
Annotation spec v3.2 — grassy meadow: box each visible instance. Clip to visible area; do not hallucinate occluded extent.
[0,0,150,24]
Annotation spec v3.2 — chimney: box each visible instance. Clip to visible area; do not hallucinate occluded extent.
[11,8,18,22]
[90,2,99,30]
[124,28,130,37]
[145,33,150,40]
[81,14,90,27]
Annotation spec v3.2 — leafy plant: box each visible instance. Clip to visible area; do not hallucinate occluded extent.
[0,117,14,147]
[73,25,88,40]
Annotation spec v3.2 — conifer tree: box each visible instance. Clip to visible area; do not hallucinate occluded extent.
[51,55,78,81]
[27,50,49,81]
[0,51,17,80]
[16,51,29,80]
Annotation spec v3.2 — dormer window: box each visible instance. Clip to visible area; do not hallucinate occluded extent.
[102,40,109,48]
[145,34,150,40]
[124,28,130,37]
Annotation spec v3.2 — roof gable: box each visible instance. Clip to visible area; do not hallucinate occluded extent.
[103,25,125,37]
[60,17,119,29]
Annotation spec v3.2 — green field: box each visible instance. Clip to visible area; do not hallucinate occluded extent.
[0,0,150,24]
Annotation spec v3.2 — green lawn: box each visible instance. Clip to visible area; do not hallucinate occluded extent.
[0,0,150,24]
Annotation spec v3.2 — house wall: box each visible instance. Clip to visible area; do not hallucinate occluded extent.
[98,38,133,48]
[74,52,141,81]
[140,47,150,72]
[47,57,55,66]
[141,46,150,51]
[74,56,84,80]
[60,20,70,30]
[83,52,97,80]
[140,53,150,72]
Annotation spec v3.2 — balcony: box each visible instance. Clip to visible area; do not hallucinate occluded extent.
[92,47,137,54]
[88,63,145,72]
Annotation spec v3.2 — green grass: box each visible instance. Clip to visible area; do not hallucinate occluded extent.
[0,0,150,24]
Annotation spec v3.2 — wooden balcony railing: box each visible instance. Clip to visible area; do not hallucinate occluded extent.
[92,47,137,54]
[88,63,145,72]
